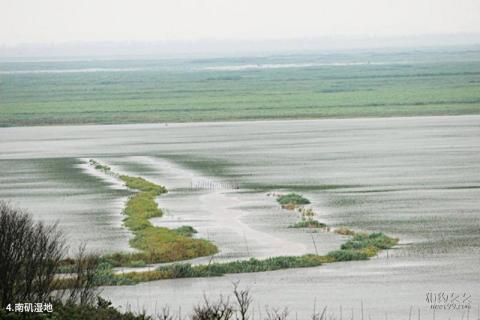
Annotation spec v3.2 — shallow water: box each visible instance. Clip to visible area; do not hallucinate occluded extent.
[1,116,479,319]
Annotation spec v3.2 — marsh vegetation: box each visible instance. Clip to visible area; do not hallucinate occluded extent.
[88,160,218,267]
[75,161,397,285]
[2,50,480,127]
[289,220,327,229]
[35,159,220,274]
[38,158,399,288]
[82,187,398,285]
[289,207,328,229]
[1,114,477,319]
[92,227,398,285]
[276,193,310,209]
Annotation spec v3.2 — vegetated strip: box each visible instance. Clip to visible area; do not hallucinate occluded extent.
[79,191,397,286]
[90,160,217,267]
[90,230,397,285]
[275,193,328,229]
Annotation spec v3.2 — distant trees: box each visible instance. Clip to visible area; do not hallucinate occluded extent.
[0,200,65,308]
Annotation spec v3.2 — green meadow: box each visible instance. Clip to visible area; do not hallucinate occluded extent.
[1,49,479,126]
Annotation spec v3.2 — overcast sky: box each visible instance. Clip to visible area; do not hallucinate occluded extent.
[1,0,480,46]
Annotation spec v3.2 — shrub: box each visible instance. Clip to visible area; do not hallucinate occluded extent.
[0,201,134,318]
[276,193,310,208]
[128,260,147,268]
[368,232,399,249]
[0,201,65,308]
[123,192,163,231]
[341,232,398,251]
[298,207,316,219]
[170,263,196,278]
[150,254,328,281]
[289,220,327,229]
[174,225,198,237]
[327,250,369,261]
[359,246,380,257]
[191,295,234,320]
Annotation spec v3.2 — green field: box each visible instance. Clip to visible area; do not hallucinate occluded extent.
[1,48,480,126]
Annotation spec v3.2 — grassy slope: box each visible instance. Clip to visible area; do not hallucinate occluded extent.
[1,53,480,126]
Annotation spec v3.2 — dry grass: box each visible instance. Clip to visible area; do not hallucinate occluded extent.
[334,227,356,236]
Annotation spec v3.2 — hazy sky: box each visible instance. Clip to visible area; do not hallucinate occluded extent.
[1,0,480,45]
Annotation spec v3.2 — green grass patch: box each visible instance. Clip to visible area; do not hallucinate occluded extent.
[119,175,167,194]
[191,255,334,275]
[2,52,480,127]
[277,193,310,209]
[326,249,369,261]
[111,255,335,284]
[127,260,148,268]
[129,227,216,262]
[289,220,327,229]
[87,160,218,267]
[328,232,398,260]
[123,192,163,230]
[94,230,398,285]
[174,225,198,237]
[341,232,398,251]
[115,190,217,265]
[88,159,112,173]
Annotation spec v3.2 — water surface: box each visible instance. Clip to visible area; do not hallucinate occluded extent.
[1,116,479,319]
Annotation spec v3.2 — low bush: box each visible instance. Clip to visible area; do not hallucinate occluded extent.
[277,193,310,208]
[127,260,147,268]
[341,232,398,251]
[328,232,397,262]
[174,225,198,237]
[298,207,316,219]
[334,227,356,236]
[289,220,327,229]
[327,249,369,261]
[107,254,337,284]
[154,255,330,279]
[358,245,380,257]
[0,201,64,308]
